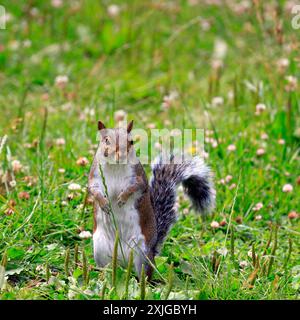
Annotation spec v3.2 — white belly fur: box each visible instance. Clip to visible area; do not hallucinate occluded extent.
[93,164,146,274]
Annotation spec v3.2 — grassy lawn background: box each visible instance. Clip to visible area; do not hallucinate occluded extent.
[0,0,299,299]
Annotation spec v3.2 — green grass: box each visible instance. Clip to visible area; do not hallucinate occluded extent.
[0,0,299,300]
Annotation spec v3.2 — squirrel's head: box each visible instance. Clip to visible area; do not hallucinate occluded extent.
[97,120,135,164]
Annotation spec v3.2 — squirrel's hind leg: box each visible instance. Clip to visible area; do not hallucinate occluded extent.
[133,248,155,281]
[144,251,155,280]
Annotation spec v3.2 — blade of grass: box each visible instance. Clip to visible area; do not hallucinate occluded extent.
[124,249,133,300]
[112,230,119,291]
[140,264,146,300]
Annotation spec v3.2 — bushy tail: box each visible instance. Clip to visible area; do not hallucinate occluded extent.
[149,156,215,254]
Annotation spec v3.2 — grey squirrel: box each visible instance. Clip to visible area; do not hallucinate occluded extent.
[88,120,215,279]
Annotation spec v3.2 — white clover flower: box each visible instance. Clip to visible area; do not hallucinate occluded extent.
[55,138,66,146]
[35,265,45,272]
[147,123,156,129]
[285,75,297,92]
[11,160,23,173]
[288,211,298,219]
[255,103,266,115]
[9,180,16,188]
[200,19,211,31]
[213,38,228,61]
[114,109,127,122]
[277,58,289,73]
[77,204,84,210]
[227,144,236,152]
[9,40,20,51]
[188,0,199,6]
[68,183,81,191]
[211,140,218,148]
[79,230,92,239]
[210,221,220,228]
[256,148,265,156]
[182,208,189,215]
[253,202,263,211]
[211,59,223,70]
[162,91,179,110]
[51,0,63,8]
[260,133,269,140]
[84,107,95,117]
[107,4,120,17]
[227,90,234,100]
[225,175,233,183]
[23,40,32,48]
[30,7,39,17]
[218,178,225,185]
[239,260,248,268]
[202,151,209,159]
[0,11,12,26]
[46,243,57,251]
[282,184,293,193]
[55,75,69,88]
[211,96,224,107]
[217,247,228,257]
[76,157,89,166]
[228,183,236,190]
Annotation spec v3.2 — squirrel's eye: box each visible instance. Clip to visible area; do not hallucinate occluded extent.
[130,141,134,145]
[104,138,110,145]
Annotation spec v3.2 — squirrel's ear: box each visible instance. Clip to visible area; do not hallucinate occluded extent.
[127,120,133,133]
[98,121,106,131]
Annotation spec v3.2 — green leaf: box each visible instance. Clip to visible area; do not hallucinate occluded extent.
[5,267,24,276]
[7,248,25,260]
[155,256,168,274]
[72,268,83,280]
[180,260,194,276]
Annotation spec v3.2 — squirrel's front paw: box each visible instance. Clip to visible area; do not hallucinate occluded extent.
[101,203,110,214]
[117,192,128,207]
[99,198,110,214]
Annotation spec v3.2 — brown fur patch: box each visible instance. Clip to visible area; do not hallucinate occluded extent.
[133,163,157,251]
[93,203,98,233]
